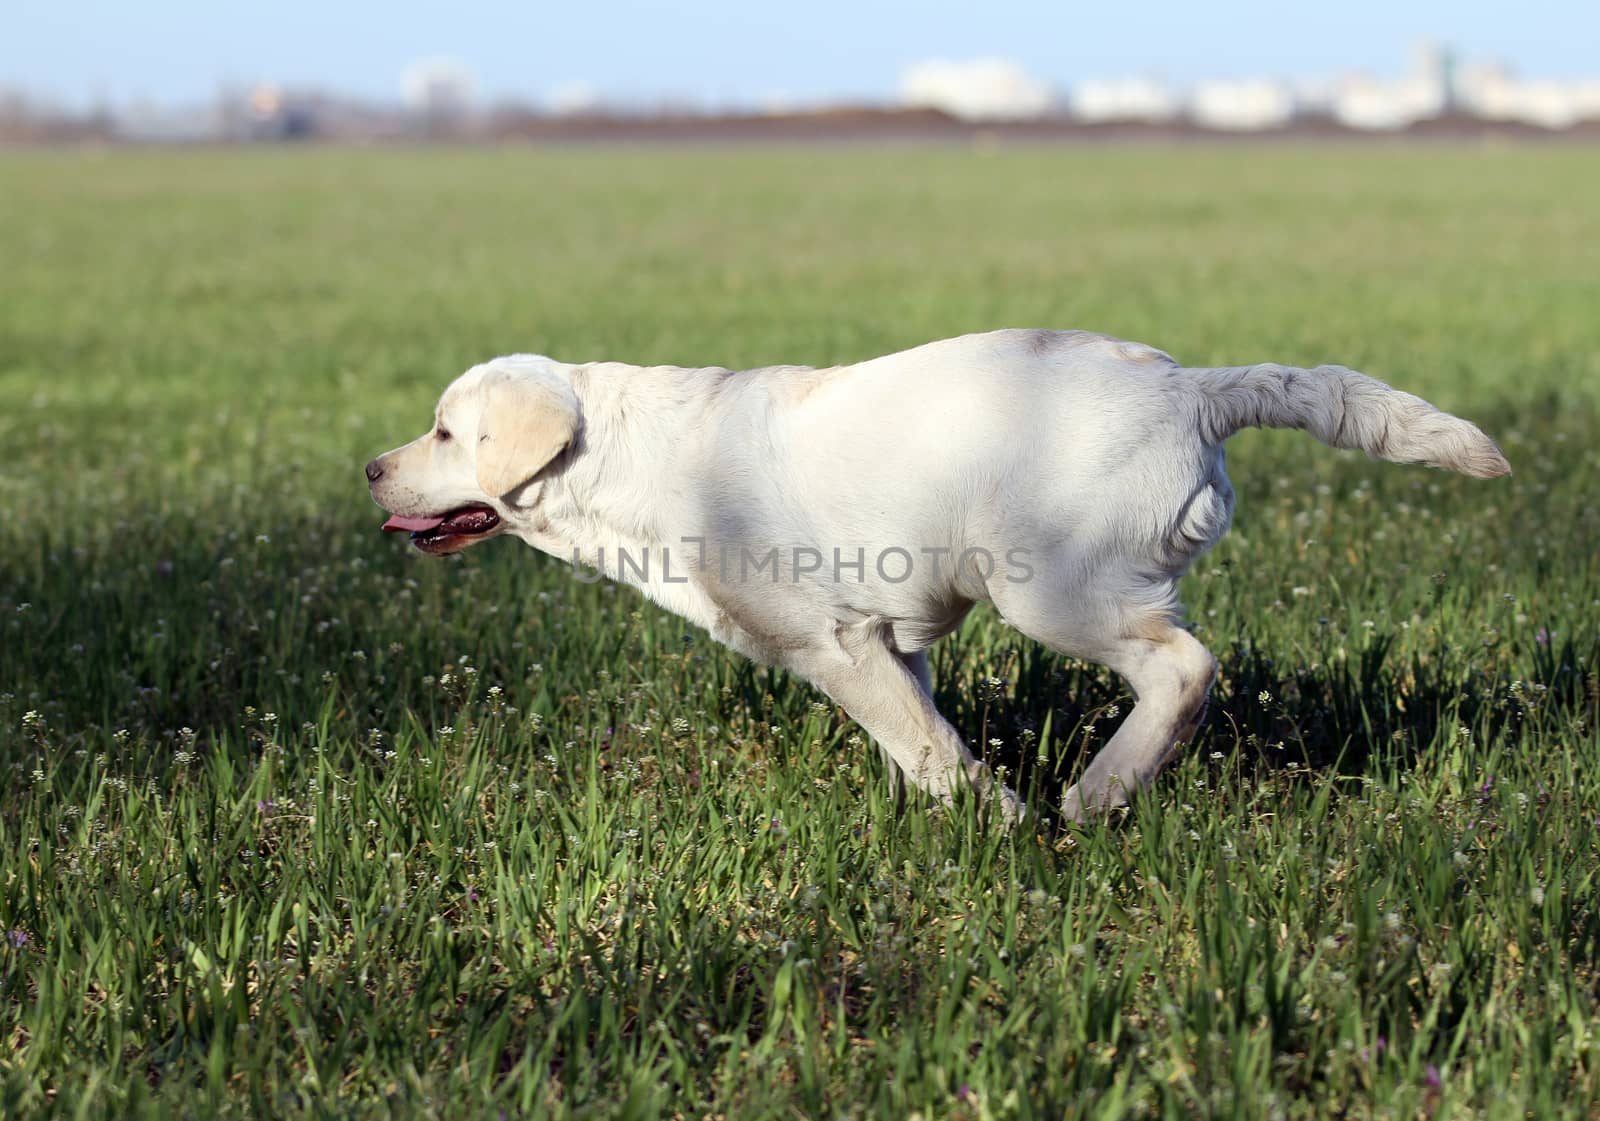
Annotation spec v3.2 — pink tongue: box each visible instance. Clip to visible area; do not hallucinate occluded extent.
[382,514,447,533]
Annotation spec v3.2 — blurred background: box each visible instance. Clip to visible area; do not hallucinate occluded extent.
[4,7,1600,1117]
[5,0,1599,143]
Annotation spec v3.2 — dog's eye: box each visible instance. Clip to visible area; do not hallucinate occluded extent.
[436,427,451,442]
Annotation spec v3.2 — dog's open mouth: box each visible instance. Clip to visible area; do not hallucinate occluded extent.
[381,506,501,554]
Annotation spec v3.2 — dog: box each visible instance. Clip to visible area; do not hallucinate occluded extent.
[366,329,1508,824]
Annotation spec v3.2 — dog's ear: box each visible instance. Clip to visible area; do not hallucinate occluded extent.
[474,371,579,500]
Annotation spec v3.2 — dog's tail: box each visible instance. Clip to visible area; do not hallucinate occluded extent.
[1188,362,1510,478]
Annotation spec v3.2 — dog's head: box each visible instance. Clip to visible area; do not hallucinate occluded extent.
[365,355,579,555]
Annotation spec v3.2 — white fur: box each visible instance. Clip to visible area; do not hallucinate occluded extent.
[368,329,1508,824]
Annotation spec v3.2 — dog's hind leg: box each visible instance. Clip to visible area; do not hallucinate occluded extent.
[788,625,1022,824]
[995,577,1216,823]
[1056,624,1217,822]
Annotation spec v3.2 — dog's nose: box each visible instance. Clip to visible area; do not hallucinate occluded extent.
[364,458,384,483]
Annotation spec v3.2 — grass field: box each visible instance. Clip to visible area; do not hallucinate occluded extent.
[2,143,1599,1119]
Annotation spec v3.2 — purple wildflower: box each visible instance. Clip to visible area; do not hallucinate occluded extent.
[1535,627,1551,646]
[6,930,26,949]
[1424,1064,1442,1089]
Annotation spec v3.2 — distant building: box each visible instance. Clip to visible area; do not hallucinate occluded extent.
[1189,78,1296,130]
[243,84,315,139]
[1328,42,1451,129]
[547,82,604,117]
[899,58,1057,121]
[1455,61,1600,128]
[402,58,475,126]
[1415,40,1457,113]
[1061,38,1600,133]
[1067,78,1180,123]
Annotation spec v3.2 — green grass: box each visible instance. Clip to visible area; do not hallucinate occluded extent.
[2,143,1599,1119]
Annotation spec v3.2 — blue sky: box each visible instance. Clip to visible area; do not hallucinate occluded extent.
[4,0,1593,108]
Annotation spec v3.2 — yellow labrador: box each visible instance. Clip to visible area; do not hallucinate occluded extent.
[366,330,1507,824]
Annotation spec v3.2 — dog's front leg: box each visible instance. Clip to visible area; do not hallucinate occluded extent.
[867,649,937,811]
